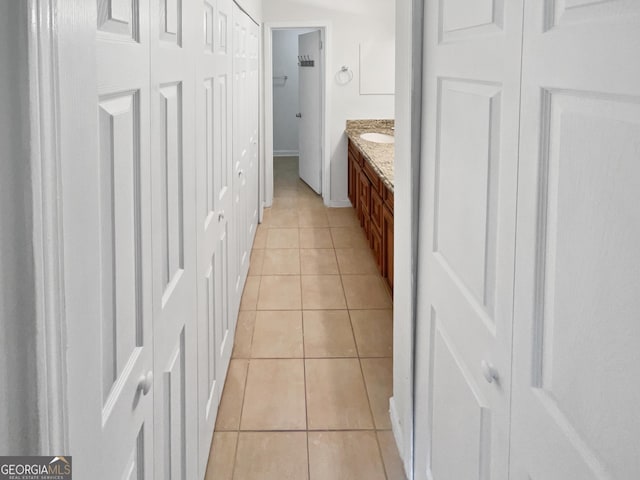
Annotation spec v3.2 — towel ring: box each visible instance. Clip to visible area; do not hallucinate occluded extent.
[335,66,353,85]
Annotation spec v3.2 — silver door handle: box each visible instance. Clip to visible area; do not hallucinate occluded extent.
[296,113,302,118]
[137,371,153,396]
[481,360,499,384]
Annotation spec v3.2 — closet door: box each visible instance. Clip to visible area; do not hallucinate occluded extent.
[231,4,258,313]
[94,0,155,476]
[195,0,234,475]
[510,3,640,479]
[149,1,199,479]
[413,0,524,478]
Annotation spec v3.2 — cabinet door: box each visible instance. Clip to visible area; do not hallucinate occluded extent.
[413,0,525,478]
[370,227,383,274]
[348,149,357,207]
[383,205,394,291]
[370,188,383,235]
[353,161,362,219]
[358,169,371,219]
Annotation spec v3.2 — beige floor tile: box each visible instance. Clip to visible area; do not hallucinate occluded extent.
[262,248,300,275]
[299,227,334,248]
[350,310,393,357]
[361,358,393,429]
[301,275,347,310]
[215,359,249,431]
[377,431,408,480]
[303,310,357,358]
[234,432,309,480]
[308,431,386,480]
[274,186,299,198]
[330,227,369,249]
[298,195,325,209]
[300,249,339,275]
[305,358,373,430]
[266,228,299,248]
[253,225,267,249]
[251,311,303,358]
[342,274,392,309]
[265,208,299,228]
[240,276,260,311]
[241,359,306,430]
[233,311,256,359]
[257,275,302,310]
[272,196,299,209]
[248,249,264,276]
[298,208,329,227]
[326,207,360,227]
[205,432,238,480]
[336,248,379,275]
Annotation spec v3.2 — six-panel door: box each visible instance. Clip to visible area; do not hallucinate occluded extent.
[414,0,525,478]
[510,2,640,478]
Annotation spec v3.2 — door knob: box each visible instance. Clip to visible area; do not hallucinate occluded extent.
[481,360,499,384]
[137,371,153,396]
[296,113,302,118]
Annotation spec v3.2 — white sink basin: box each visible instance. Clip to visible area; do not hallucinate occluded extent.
[359,132,394,144]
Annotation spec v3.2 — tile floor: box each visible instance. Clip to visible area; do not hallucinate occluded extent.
[205,157,406,480]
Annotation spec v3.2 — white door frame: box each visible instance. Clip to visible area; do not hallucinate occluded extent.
[263,21,331,207]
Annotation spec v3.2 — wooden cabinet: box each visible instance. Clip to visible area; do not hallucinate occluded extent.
[347,138,394,292]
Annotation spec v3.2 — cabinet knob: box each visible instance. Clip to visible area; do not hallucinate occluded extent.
[296,113,302,118]
[238,169,244,177]
[137,371,153,396]
[481,360,499,384]
[218,210,225,222]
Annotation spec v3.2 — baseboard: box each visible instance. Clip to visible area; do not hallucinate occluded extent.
[273,150,299,157]
[324,199,352,208]
[390,396,411,479]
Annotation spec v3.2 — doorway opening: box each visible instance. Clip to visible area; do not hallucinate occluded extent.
[264,23,330,208]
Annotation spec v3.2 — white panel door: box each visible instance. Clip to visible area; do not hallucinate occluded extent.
[298,30,322,194]
[149,0,199,479]
[231,4,259,313]
[510,3,640,479]
[413,0,524,478]
[95,0,155,477]
[196,0,234,475]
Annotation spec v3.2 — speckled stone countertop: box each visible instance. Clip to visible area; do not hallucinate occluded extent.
[345,119,395,191]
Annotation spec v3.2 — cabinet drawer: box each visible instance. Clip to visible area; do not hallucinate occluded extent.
[363,160,382,194]
[370,188,383,234]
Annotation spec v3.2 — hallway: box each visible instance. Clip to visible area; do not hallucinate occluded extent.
[205,157,405,479]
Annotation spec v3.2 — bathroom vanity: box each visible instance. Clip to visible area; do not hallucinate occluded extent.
[345,120,394,292]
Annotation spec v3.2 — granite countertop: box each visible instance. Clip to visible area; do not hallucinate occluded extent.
[345,119,395,191]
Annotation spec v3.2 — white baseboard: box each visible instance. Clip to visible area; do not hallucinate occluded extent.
[273,150,299,157]
[390,396,411,479]
[324,199,352,208]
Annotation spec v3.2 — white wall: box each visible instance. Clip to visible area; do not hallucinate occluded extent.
[0,1,40,456]
[392,0,423,476]
[263,0,395,203]
[272,29,313,156]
